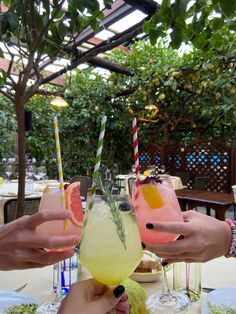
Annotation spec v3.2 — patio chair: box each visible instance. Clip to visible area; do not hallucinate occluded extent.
[71,175,91,201]
[4,197,41,224]
[113,177,126,195]
[175,171,190,188]
[103,179,114,193]
[194,176,208,190]
[193,176,209,215]
[128,177,136,196]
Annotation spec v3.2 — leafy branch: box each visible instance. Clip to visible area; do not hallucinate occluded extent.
[94,174,127,249]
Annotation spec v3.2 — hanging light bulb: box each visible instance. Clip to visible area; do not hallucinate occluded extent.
[50,97,69,108]
[139,102,159,123]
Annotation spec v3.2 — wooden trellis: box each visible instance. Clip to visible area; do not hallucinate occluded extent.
[139,140,236,193]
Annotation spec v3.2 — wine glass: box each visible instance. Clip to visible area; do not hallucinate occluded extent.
[36,183,83,313]
[38,165,46,180]
[131,164,136,174]
[26,165,35,180]
[159,165,166,174]
[4,164,13,181]
[34,166,44,181]
[148,164,156,176]
[132,176,190,313]
[79,183,143,286]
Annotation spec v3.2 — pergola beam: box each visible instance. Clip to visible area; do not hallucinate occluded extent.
[123,0,159,16]
[68,0,135,48]
[89,56,132,75]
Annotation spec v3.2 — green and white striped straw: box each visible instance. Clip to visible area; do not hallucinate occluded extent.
[88,115,107,211]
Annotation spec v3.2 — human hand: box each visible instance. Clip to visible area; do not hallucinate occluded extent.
[58,279,130,314]
[145,210,232,263]
[0,210,80,270]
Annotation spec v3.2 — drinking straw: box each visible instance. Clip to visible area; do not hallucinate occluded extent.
[88,115,107,211]
[53,116,67,229]
[132,117,140,200]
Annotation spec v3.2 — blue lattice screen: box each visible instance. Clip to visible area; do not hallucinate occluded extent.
[139,141,233,193]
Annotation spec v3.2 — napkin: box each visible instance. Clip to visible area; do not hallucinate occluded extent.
[232,185,236,202]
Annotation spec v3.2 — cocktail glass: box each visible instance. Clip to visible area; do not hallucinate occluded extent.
[36,183,83,313]
[34,166,46,181]
[4,164,13,181]
[133,176,190,313]
[159,165,166,174]
[79,199,143,286]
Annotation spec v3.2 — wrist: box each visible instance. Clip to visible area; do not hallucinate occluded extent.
[225,218,236,258]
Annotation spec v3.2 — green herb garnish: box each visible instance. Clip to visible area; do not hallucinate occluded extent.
[5,303,37,314]
[94,175,127,249]
[207,301,236,314]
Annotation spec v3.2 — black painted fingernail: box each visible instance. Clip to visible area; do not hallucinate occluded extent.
[162,261,169,267]
[113,285,125,298]
[141,242,146,249]
[146,223,154,229]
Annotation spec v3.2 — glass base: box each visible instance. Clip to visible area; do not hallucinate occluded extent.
[146,290,191,314]
[36,301,61,314]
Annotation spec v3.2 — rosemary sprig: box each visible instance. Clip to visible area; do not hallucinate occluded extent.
[94,175,127,249]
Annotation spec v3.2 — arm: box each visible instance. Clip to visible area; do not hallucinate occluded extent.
[145,210,232,263]
[58,279,130,314]
[0,210,80,270]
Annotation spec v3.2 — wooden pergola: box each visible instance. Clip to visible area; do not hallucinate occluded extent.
[0,0,159,85]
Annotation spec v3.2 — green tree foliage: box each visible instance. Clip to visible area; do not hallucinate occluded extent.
[22,69,134,179]
[1,0,236,204]
[3,28,236,178]
[145,0,236,50]
[0,97,16,161]
[0,0,114,214]
[106,33,236,145]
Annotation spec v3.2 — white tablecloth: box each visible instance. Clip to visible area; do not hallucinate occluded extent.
[0,180,59,224]
[0,257,235,313]
[116,174,183,195]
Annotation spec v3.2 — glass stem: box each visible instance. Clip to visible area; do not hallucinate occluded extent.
[161,263,171,296]
[54,262,62,302]
[186,262,190,292]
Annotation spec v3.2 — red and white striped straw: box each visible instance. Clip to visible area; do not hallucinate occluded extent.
[132,117,140,197]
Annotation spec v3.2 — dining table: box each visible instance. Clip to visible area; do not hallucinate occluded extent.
[0,180,59,224]
[175,188,235,220]
[0,256,235,313]
[115,174,183,196]
[0,180,89,224]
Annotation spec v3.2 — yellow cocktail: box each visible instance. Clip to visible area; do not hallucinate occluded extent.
[80,201,142,286]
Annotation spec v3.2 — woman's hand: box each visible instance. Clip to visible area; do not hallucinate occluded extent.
[145,210,232,263]
[0,210,80,270]
[58,279,130,314]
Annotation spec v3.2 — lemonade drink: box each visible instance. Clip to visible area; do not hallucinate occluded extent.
[80,201,143,286]
[134,176,183,243]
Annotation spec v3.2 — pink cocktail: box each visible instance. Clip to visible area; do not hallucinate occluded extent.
[36,183,83,250]
[36,182,84,314]
[133,176,183,243]
[132,176,190,314]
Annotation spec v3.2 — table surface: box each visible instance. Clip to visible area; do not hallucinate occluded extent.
[116,174,183,195]
[0,257,235,313]
[175,189,234,205]
[0,180,90,222]
[0,181,59,224]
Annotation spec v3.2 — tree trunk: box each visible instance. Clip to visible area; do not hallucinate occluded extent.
[15,100,26,218]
